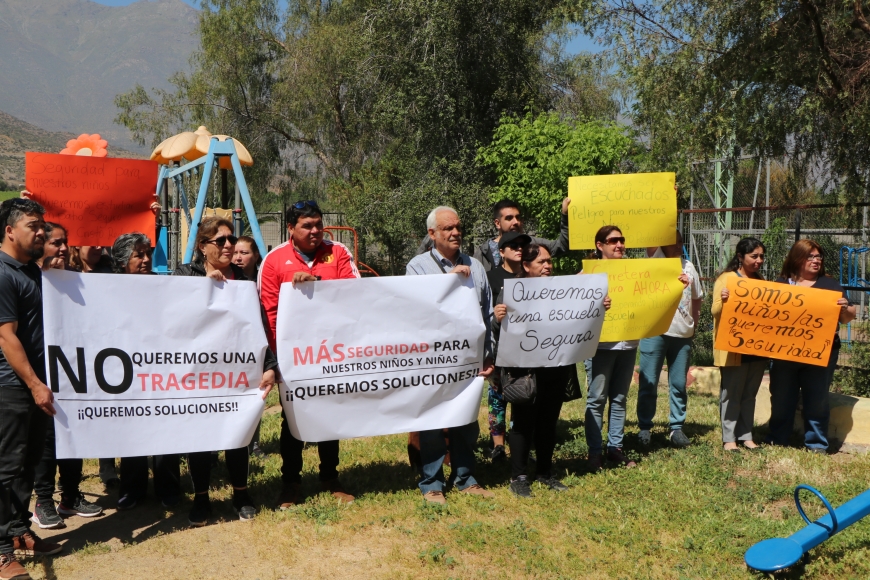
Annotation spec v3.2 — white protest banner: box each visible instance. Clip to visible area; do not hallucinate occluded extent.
[496,275,608,367]
[43,270,268,459]
[277,275,486,442]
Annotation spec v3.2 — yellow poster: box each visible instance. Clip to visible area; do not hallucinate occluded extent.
[582,257,684,342]
[713,277,842,367]
[568,172,677,250]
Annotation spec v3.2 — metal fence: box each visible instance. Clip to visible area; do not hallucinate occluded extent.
[684,157,870,354]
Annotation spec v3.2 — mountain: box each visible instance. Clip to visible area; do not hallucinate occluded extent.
[0,0,198,151]
[0,109,143,186]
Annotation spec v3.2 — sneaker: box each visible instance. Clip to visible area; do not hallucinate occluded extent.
[188,494,211,527]
[30,501,64,530]
[0,552,30,580]
[57,494,103,518]
[669,429,691,448]
[422,491,446,505]
[536,476,569,492]
[321,479,355,504]
[490,444,507,462]
[509,476,533,498]
[12,531,62,557]
[250,442,265,458]
[232,490,258,521]
[116,494,138,511]
[807,447,827,455]
[638,429,652,446]
[588,454,603,472]
[277,484,303,509]
[459,484,495,499]
[607,447,637,468]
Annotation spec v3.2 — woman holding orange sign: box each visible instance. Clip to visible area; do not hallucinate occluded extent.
[712,238,768,451]
[767,240,855,453]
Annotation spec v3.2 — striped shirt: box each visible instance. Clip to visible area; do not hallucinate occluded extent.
[405,248,493,360]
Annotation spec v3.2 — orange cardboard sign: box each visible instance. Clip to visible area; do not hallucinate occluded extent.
[25,153,158,246]
[713,277,842,366]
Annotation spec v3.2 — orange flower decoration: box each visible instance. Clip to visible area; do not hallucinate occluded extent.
[60,134,108,157]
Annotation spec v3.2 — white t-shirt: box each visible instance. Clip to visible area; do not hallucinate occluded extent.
[651,249,703,338]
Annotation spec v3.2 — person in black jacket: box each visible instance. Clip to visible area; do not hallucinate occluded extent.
[173,217,279,527]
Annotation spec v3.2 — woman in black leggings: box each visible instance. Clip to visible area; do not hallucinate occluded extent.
[493,243,606,497]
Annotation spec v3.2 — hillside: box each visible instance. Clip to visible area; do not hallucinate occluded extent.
[0,109,143,186]
[0,0,198,151]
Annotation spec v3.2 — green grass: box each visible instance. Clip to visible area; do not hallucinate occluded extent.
[222,388,870,578]
[44,384,870,579]
[0,190,19,201]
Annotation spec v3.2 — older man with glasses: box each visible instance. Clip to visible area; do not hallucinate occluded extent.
[405,206,495,505]
[259,200,360,508]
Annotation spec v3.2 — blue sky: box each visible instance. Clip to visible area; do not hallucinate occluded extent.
[91,0,603,54]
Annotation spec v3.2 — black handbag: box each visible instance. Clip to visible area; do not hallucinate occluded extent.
[499,366,537,404]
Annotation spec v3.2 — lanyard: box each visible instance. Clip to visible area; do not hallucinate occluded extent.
[429,251,448,273]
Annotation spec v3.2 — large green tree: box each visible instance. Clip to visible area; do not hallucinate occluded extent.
[579,1,870,202]
[116,0,621,273]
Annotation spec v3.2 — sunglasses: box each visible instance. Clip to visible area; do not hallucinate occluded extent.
[208,235,238,247]
[603,236,625,245]
[293,200,319,210]
[807,254,823,262]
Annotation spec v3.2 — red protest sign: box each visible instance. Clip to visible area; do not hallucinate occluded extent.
[25,153,158,247]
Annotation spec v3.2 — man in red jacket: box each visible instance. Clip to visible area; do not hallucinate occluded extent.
[258,200,359,507]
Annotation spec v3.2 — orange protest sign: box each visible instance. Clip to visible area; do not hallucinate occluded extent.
[713,277,842,366]
[25,153,158,247]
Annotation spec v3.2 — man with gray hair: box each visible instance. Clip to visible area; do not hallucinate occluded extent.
[405,206,495,505]
[0,199,61,579]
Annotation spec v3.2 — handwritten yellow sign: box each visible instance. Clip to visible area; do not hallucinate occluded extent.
[568,172,677,249]
[714,277,842,366]
[582,257,684,342]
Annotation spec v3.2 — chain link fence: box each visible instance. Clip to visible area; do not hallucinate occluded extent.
[684,158,870,388]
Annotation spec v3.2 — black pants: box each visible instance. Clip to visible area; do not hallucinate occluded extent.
[509,366,569,480]
[280,412,339,485]
[119,454,181,500]
[0,387,48,554]
[33,419,82,502]
[189,448,248,494]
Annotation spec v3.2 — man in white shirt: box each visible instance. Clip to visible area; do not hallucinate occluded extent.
[636,232,704,448]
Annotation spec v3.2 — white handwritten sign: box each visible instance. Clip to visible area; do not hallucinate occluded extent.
[496,275,608,367]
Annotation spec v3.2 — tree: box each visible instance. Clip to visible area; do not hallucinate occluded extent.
[116,0,624,273]
[580,1,870,204]
[477,111,633,270]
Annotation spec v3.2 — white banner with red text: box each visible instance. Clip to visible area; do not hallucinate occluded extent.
[43,270,268,458]
[277,275,486,442]
[496,275,608,367]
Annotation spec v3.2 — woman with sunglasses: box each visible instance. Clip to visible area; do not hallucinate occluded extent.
[712,237,768,451]
[767,240,855,453]
[583,226,638,470]
[173,217,279,526]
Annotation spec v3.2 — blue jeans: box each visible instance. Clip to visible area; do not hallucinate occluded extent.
[768,349,838,450]
[417,421,479,494]
[636,335,693,431]
[585,348,637,455]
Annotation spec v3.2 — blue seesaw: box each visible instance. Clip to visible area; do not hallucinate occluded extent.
[745,485,870,572]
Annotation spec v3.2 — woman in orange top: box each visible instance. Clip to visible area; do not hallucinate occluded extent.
[711,237,767,451]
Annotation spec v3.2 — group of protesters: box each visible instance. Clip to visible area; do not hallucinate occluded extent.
[0,189,854,579]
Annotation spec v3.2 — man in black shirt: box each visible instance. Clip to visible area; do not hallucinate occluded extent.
[0,199,62,579]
